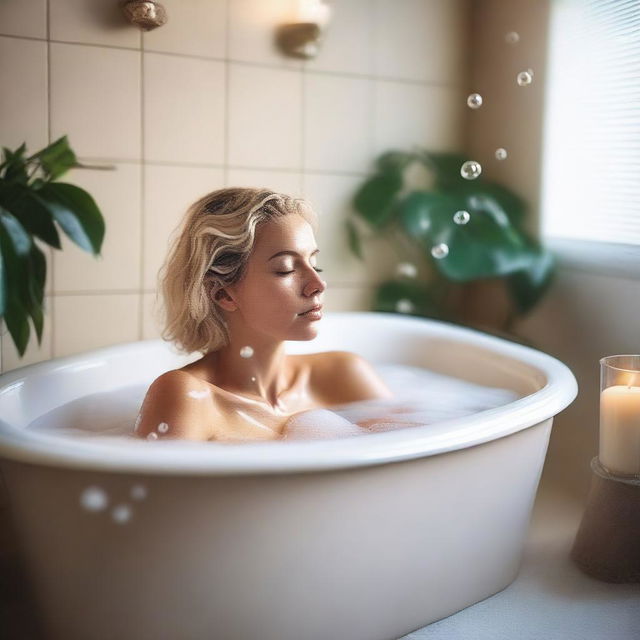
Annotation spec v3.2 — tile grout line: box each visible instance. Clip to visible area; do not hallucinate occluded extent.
[0,32,469,91]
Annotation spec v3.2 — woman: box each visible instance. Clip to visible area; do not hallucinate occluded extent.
[135,187,393,442]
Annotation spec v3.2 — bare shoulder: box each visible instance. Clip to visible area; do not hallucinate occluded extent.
[308,350,394,405]
[134,370,218,441]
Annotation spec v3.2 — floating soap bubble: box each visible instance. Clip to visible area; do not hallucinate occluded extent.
[112,504,132,524]
[495,148,508,161]
[453,210,470,225]
[505,31,520,44]
[461,160,482,180]
[396,262,417,278]
[239,345,254,358]
[467,93,483,109]
[431,243,449,259]
[396,299,414,314]
[157,422,169,434]
[130,484,147,501]
[250,376,257,382]
[517,69,533,86]
[147,432,158,441]
[80,486,108,512]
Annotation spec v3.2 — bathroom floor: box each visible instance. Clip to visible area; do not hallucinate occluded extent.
[1,478,638,640]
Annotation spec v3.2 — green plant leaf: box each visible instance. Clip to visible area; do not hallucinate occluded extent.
[453,182,527,227]
[345,218,364,261]
[1,144,29,184]
[0,207,35,312]
[352,171,403,229]
[25,242,46,344]
[398,190,532,281]
[0,205,32,257]
[2,289,30,357]
[37,182,105,255]
[506,244,556,314]
[418,151,472,190]
[28,135,79,182]
[0,211,33,356]
[372,279,441,318]
[0,181,62,249]
[375,150,415,174]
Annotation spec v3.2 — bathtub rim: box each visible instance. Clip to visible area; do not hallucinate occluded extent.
[0,312,578,476]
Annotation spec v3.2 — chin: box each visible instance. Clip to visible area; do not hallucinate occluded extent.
[288,323,321,341]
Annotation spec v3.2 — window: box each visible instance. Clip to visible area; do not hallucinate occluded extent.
[541,0,640,274]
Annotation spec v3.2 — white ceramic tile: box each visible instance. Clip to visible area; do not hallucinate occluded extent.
[305,0,373,75]
[53,293,140,357]
[1,295,53,374]
[0,0,46,38]
[374,81,465,155]
[0,37,48,151]
[226,168,302,197]
[143,53,225,164]
[228,63,302,169]
[142,0,226,58]
[304,74,373,173]
[374,0,468,83]
[143,164,224,290]
[302,172,398,286]
[49,0,140,48]
[228,0,303,68]
[53,162,141,292]
[50,43,141,160]
[141,291,163,340]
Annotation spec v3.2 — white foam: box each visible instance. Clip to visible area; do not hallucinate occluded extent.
[25,363,521,443]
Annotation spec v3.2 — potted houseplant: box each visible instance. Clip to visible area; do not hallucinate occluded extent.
[347,148,555,343]
[0,136,107,358]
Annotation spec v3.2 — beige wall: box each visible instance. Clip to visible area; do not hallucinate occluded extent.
[0,0,470,374]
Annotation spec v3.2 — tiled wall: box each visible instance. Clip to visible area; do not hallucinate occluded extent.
[0,0,470,374]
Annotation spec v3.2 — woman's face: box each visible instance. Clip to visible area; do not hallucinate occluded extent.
[222,213,327,342]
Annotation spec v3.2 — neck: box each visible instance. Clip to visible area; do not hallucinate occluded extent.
[207,337,293,411]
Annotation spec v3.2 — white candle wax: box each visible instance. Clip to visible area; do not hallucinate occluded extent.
[599,384,640,475]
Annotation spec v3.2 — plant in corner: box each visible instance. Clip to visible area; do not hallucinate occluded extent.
[346,148,555,342]
[0,136,107,358]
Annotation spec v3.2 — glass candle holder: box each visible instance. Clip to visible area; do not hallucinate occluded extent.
[599,354,640,477]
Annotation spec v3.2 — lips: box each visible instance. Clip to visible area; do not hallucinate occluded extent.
[299,304,322,315]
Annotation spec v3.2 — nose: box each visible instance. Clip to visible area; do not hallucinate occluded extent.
[304,268,327,297]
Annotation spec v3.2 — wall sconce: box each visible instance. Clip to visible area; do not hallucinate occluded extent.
[275,0,332,59]
[119,0,168,31]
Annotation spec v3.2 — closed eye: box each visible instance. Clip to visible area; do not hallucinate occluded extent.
[276,268,324,276]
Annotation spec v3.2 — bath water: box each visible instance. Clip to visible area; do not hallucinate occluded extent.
[26,363,520,443]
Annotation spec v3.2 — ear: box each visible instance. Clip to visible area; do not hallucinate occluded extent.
[212,287,238,312]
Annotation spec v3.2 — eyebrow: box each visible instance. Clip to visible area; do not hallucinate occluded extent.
[267,249,319,261]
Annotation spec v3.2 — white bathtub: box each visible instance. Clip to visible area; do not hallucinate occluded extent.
[0,312,577,640]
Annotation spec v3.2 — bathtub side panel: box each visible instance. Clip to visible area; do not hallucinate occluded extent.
[0,419,552,640]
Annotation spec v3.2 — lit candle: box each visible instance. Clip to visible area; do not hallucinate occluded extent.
[599,356,640,476]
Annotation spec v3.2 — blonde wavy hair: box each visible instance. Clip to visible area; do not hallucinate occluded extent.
[156,187,318,356]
